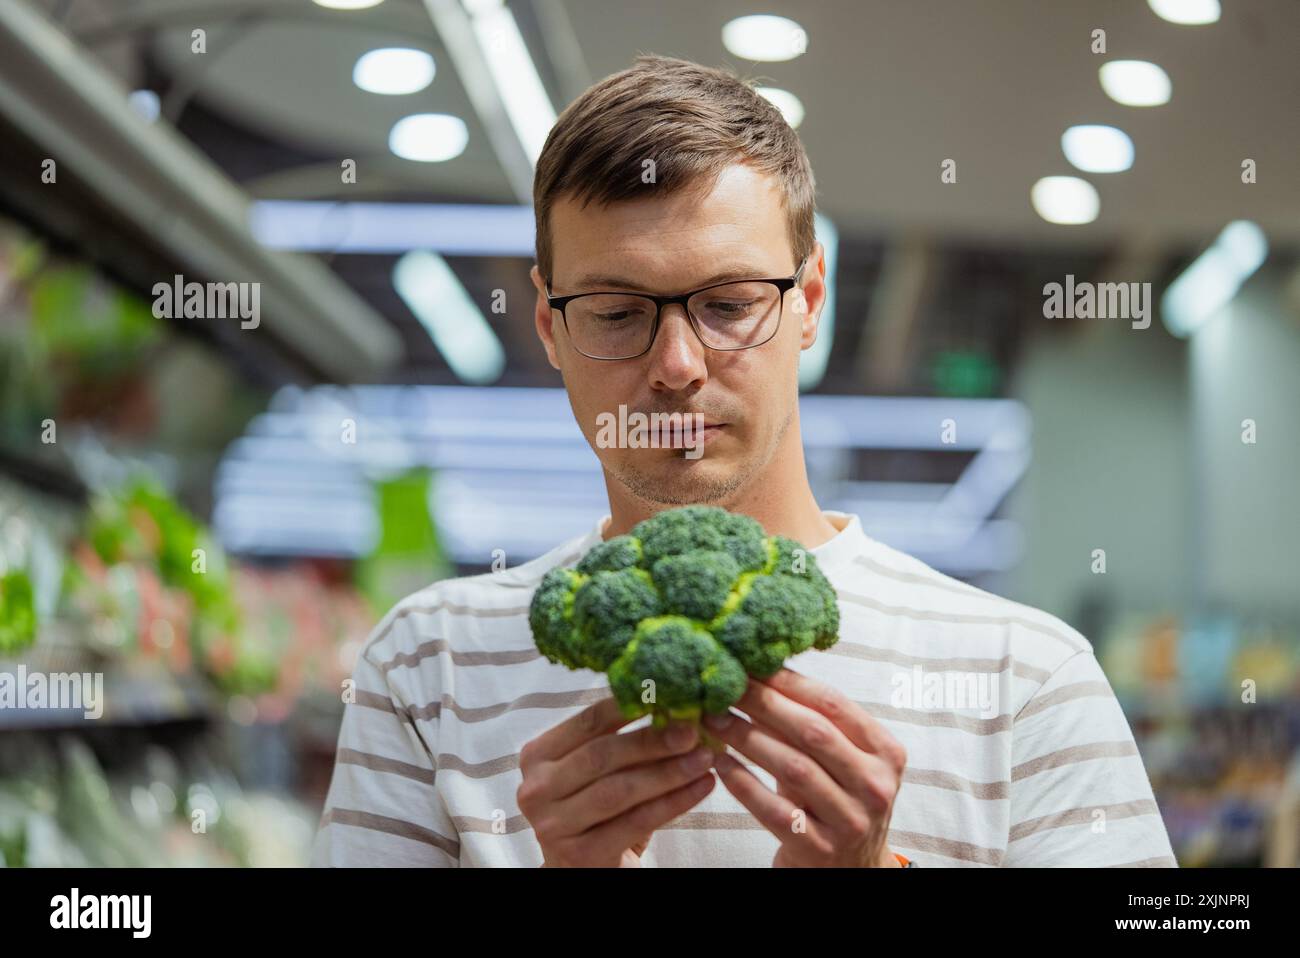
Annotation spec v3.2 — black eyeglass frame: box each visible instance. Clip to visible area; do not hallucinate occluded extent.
[545,257,809,361]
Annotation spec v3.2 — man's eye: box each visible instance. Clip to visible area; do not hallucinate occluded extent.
[704,300,756,314]
[595,311,637,322]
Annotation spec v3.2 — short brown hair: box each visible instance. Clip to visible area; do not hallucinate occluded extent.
[533,54,817,283]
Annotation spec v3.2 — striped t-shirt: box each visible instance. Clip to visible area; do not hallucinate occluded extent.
[312,510,1177,867]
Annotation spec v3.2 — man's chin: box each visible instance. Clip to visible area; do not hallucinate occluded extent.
[614,455,746,506]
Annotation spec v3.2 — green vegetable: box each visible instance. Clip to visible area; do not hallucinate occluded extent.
[88,478,238,630]
[0,570,38,654]
[529,505,840,729]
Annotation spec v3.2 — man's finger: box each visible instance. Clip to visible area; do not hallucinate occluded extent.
[523,697,634,765]
[713,751,834,856]
[706,708,860,827]
[757,668,906,770]
[731,679,878,801]
[582,771,717,860]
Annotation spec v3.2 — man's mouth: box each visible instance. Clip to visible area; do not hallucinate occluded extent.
[674,421,727,448]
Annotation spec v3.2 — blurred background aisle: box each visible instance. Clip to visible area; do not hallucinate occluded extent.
[1,0,1298,867]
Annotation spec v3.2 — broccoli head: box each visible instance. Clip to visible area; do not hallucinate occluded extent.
[529,505,840,727]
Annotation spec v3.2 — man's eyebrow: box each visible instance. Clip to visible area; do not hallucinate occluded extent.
[567,265,771,293]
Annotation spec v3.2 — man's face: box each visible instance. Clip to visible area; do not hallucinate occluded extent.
[531,163,825,506]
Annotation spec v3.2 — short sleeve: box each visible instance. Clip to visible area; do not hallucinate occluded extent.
[311,624,460,867]
[1002,649,1177,867]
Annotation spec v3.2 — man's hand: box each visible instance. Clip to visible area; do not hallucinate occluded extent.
[518,697,717,867]
[703,668,907,867]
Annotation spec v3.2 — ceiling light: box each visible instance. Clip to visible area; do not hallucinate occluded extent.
[353,48,435,95]
[1162,221,1268,337]
[1148,0,1220,25]
[1030,176,1100,225]
[128,89,160,122]
[393,251,505,385]
[1061,124,1134,173]
[722,15,807,61]
[389,114,468,162]
[1099,60,1171,106]
[250,201,536,255]
[756,87,805,128]
[313,0,385,10]
[463,0,556,165]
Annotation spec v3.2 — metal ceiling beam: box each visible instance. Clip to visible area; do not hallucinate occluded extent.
[0,0,404,381]
[857,236,936,392]
[420,0,540,205]
[71,0,437,46]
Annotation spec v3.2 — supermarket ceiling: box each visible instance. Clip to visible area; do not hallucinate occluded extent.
[44,0,1300,246]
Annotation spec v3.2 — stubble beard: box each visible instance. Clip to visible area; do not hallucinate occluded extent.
[609,401,796,507]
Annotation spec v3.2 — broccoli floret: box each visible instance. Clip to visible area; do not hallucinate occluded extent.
[528,505,841,729]
[529,566,586,667]
[572,568,662,670]
[650,550,738,621]
[632,505,769,572]
[607,616,748,721]
[576,535,642,574]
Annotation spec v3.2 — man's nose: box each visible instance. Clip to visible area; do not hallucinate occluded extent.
[646,304,708,391]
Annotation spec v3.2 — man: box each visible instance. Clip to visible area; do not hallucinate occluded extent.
[312,55,1176,868]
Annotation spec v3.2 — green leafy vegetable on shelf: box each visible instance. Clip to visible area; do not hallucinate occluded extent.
[0,570,38,654]
[0,821,27,868]
[82,478,278,698]
[88,478,237,630]
[29,265,162,375]
[529,505,840,735]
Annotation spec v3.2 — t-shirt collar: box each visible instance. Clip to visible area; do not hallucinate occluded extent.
[576,509,867,574]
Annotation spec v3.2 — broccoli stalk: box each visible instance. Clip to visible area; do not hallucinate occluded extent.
[529,505,841,749]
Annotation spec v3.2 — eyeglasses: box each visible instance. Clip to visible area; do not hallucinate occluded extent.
[545,258,808,361]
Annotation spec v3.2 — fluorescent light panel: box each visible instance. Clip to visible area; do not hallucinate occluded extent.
[249,201,536,255]
[464,0,556,164]
[392,251,506,384]
[1162,221,1268,337]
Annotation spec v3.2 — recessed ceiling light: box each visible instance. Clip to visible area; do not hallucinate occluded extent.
[722,15,807,61]
[1061,125,1134,173]
[353,48,435,95]
[390,114,468,162]
[313,0,385,10]
[1031,176,1100,225]
[1148,0,1220,25]
[1099,60,1171,107]
[756,87,805,128]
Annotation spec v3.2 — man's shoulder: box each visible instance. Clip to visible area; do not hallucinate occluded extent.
[837,526,1094,672]
[359,529,591,663]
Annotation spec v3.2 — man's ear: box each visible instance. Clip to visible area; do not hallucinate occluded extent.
[530,264,561,370]
[798,241,827,351]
